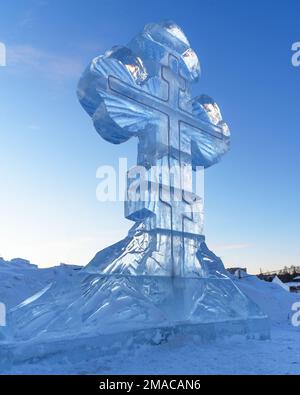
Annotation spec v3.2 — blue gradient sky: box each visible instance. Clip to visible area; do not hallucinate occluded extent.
[0,0,299,273]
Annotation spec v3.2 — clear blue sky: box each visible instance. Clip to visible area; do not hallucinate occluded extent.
[0,0,299,273]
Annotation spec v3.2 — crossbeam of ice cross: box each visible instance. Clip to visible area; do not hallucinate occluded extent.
[108,74,224,143]
[108,58,220,205]
[108,60,194,195]
[108,58,223,209]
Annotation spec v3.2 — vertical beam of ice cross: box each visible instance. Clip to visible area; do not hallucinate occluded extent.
[108,57,196,276]
[161,57,193,276]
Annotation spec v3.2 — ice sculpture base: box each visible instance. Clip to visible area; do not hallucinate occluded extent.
[6,271,269,340]
[3,229,270,367]
[1,269,270,370]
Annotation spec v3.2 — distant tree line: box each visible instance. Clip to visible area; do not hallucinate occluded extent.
[258,266,300,283]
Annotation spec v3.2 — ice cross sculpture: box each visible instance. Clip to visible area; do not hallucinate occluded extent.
[78,21,230,277]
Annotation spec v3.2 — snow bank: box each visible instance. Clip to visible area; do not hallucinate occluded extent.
[233,274,300,328]
[0,258,82,309]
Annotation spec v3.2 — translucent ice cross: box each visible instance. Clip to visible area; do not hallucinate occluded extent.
[78,21,230,276]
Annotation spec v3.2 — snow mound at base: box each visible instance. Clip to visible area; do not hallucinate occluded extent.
[233,274,300,328]
[0,258,82,309]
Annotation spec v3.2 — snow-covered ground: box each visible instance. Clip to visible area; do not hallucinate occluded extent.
[0,258,82,309]
[4,327,300,375]
[0,259,300,374]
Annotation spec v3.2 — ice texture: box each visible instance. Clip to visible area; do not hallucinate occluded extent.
[78,20,231,277]
[8,270,268,342]
[3,22,269,358]
[76,21,268,342]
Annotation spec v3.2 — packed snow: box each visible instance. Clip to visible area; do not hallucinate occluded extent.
[0,258,299,374]
[0,257,81,309]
